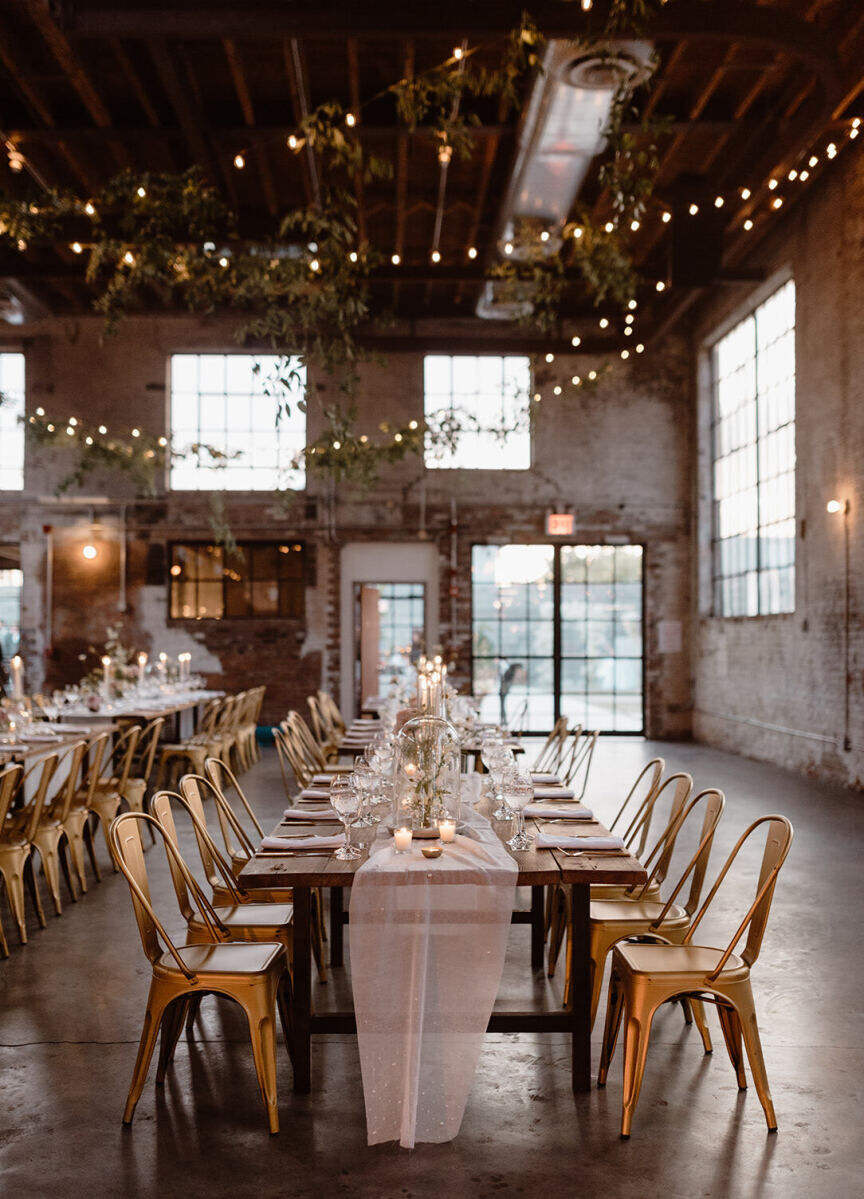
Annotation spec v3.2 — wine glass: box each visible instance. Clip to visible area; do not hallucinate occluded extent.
[330,776,361,860]
[350,761,377,827]
[484,743,516,821]
[505,770,535,850]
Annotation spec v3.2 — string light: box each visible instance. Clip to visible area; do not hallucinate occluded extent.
[391,253,401,265]
[714,196,724,208]
[233,153,245,170]
[98,425,108,434]
[309,258,320,272]
[71,242,83,254]
[661,211,671,223]
[604,221,614,233]
[624,326,633,336]
[630,219,640,231]
[808,155,818,167]
[218,255,229,268]
[122,250,135,266]
[688,203,699,215]
[768,178,778,190]
[345,112,356,128]
[625,314,634,324]
[504,241,514,255]
[84,201,95,216]
[826,142,837,159]
[131,428,140,438]
[431,249,441,263]
[851,128,859,141]
[628,299,637,310]
[7,147,24,172]
[581,0,593,10]
[572,226,583,239]
[437,143,453,165]
[743,218,754,230]
[349,250,358,263]
[599,317,609,329]
[799,170,810,181]
[635,344,644,353]
[467,246,478,259]
[540,230,550,242]
[588,370,597,381]
[571,375,580,385]
[740,187,751,200]
[571,335,581,348]
[853,118,861,128]
[655,280,666,292]
[452,46,464,60]
[545,352,555,363]
[771,197,783,209]
[136,186,147,198]
[553,385,562,395]
[787,169,798,181]
[620,349,630,360]
[533,392,541,402]
[287,134,299,150]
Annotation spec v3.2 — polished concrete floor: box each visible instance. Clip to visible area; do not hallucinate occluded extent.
[1,739,862,1198]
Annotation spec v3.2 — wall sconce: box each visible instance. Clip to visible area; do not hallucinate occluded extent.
[827,497,851,752]
[82,544,98,560]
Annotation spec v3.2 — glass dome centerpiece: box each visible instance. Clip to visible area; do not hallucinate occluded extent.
[392,714,462,831]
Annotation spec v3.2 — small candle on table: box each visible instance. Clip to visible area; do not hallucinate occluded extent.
[10,654,23,699]
[438,818,457,843]
[394,826,412,853]
[101,655,112,693]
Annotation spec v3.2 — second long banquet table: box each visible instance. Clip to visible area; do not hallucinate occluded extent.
[240,799,646,1098]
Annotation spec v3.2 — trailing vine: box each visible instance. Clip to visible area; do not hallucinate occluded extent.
[0,4,666,495]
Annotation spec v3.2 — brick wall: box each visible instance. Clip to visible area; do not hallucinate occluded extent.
[691,150,864,788]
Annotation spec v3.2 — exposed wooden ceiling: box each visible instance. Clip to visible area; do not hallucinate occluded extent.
[0,0,862,347]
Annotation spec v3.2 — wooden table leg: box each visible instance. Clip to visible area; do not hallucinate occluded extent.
[530,885,545,970]
[568,884,592,1093]
[329,886,344,967]
[292,887,312,1093]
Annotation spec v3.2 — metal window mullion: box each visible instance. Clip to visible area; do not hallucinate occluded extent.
[553,545,562,723]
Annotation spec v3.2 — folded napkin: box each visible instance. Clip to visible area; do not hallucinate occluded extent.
[531,772,562,784]
[535,832,626,851]
[299,787,332,800]
[524,804,594,820]
[283,806,339,822]
[533,785,575,800]
[311,773,335,785]
[259,833,344,852]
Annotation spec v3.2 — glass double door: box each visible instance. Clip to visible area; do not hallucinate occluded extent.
[471,543,643,734]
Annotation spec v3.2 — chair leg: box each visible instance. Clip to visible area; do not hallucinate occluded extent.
[620,1002,657,1137]
[0,862,29,943]
[690,997,713,1053]
[59,839,78,903]
[84,817,103,883]
[597,966,626,1086]
[717,1003,746,1087]
[276,973,294,1063]
[244,989,280,1134]
[0,901,8,958]
[156,998,190,1084]
[734,988,777,1130]
[91,802,121,872]
[547,889,566,978]
[123,987,171,1125]
[311,890,327,984]
[24,855,47,930]
[185,992,204,1032]
[37,842,64,917]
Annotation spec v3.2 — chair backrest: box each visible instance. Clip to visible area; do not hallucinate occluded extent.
[686,814,794,978]
[306,695,330,748]
[532,716,569,773]
[608,758,665,847]
[272,724,307,792]
[151,789,242,915]
[102,724,143,791]
[561,728,598,798]
[18,752,59,840]
[204,756,265,840]
[80,731,112,805]
[284,711,327,773]
[507,698,529,737]
[110,810,220,980]
[638,787,725,919]
[318,690,345,735]
[180,771,258,878]
[47,740,87,822]
[621,772,693,880]
[0,763,24,826]
[133,716,165,782]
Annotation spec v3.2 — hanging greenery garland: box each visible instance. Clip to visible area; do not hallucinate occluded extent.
[0,5,668,493]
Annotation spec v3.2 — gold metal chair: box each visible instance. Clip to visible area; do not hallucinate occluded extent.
[124,716,166,821]
[64,730,112,889]
[0,757,53,944]
[598,814,794,1136]
[532,716,570,775]
[153,697,222,789]
[0,765,27,953]
[110,810,289,1133]
[586,787,726,1026]
[560,727,598,798]
[87,723,142,869]
[178,771,327,982]
[29,740,87,915]
[317,690,346,738]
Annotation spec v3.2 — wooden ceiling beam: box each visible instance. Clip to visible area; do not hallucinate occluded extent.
[148,40,218,178]
[25,0,133,172]
[223,38,278,215]
[283,37,319,208]
[346,38,367,246]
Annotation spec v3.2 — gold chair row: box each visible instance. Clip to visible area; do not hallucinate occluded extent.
[154,685,266,789]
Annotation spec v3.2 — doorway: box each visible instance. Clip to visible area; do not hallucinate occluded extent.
[471,543,644,733]
[354,582,426,712]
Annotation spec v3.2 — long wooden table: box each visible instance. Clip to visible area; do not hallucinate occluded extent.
[240,800,646,1096]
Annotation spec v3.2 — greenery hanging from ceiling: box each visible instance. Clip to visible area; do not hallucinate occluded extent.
[0,3,665,495]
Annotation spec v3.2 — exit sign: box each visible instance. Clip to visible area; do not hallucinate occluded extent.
[546,512,574,536]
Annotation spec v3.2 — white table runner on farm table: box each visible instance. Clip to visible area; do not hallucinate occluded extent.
[349,806,517,1147]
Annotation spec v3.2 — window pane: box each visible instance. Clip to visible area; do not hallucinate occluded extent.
[711,281,795,616]
[169,354,306,490]
[425,355,530,470]
[0,353,26,490]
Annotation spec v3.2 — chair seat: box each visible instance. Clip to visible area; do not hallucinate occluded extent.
[590,899,688,926]
[614,941,748,982]
[215,903,294,929]
[157,940,285,977]
[591,880,662,902]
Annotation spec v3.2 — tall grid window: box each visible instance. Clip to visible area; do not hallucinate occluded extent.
[169,354,306,490]
[0,353,25,490]
[711,279,796,617]
[424,355,531,469]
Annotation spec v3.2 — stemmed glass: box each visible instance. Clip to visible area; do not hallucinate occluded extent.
[482,740,516,821]
[505,770,535,850]
[350,760,378,827]
[330,776,361,860]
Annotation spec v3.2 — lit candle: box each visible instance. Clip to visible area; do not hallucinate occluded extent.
[394,826,413,853]
[158,651,167,676]
[418,675,428,710]
[137,652,147,684]
[438,818,457,843]
[9,654,23,699]
[101,655,112,693]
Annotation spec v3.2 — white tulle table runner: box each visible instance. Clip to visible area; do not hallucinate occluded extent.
[349,804,517,1147]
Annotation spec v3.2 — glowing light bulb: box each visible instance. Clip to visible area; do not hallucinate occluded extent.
[452,46,463,60]
[82,545,97,560]
[233,153,245,170]
[571,335,581,348]
[826,499,844,514]
[799,170,810,181]
[599,317,609,329]
[98,425,107,434]
[137,186,147,198]
[661,211,671,223]
[467,246,478,259]
[288,134,298,150]
[540,230,550,242]
[123,251,135,266]
[71,242,83,254]
[772,197,783,209]
[656,280,666,292]
[714,196,724,208]
[635,343,645,353]
[84,201,95,216]
[630,219,640,231]
[391,253,401,265]
[431,249,441,263]
[553,385,562,396]
[572,226,583,239]
[688,203,699,215]
[628,299,637,310]
[620,349,630,360]
[740,187,751,200]
[545,352,554,363]
[571,375,581,386]
[604,221,614,233]
[588,370,597,381]
[809,155,818,167]
[504,242,514,255]
[768,178,778,190]
[743,219,754,231]
[788,169,798,181]
[349,250,358,263]
[345,112,356,127]
[309,258,320,272]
